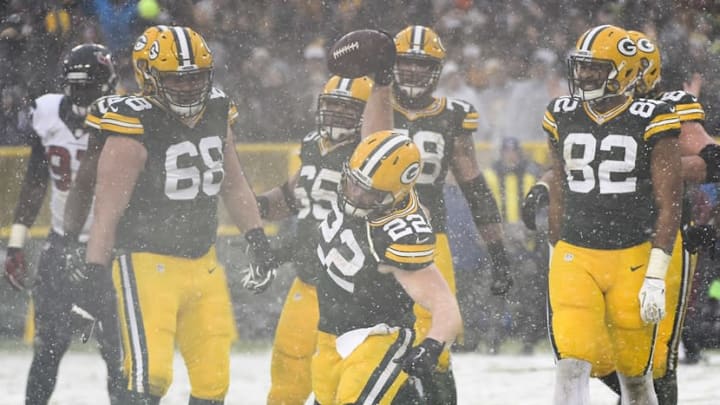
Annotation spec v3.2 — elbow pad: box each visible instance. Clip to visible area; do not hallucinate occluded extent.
[699,143,720,183]
[458,174,501,228]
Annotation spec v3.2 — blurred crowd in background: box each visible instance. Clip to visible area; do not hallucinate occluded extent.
[3,0,720,357]
[3,0,720,144]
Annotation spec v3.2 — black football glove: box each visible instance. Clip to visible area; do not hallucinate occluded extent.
[521,182,549,231]
[240,228,278,294]
[487,241,513,296]
[373,30,396,86]
[75,263,118,331]
[683,224,717,257]
[4,247,28,291]
[59,235,89,284]
[394,338,444,380]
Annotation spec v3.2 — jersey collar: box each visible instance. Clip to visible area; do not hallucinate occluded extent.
[582,96,633,125]
[392,97,445,121]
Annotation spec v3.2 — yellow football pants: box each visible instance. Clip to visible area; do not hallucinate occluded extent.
[312,329,414,405]
[267,277,319,405]
[549,241,657,377]
[113,247,235,400]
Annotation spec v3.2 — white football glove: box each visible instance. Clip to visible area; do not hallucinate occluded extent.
[639,277,666,324]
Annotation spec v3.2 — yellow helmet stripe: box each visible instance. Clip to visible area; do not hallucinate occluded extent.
[171,26,194,67]
[579,24,611,52]
[411,26,425,52]
[359,134,407,177]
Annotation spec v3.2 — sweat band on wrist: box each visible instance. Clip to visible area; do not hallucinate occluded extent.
[646,247,671,279]
[8,224,28,248]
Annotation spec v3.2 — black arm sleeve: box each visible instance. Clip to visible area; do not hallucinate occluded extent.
[458,174,502,229]
[699,143,720,183]
[13,134,49,226]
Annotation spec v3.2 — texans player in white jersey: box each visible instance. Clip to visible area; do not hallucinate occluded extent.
[3,44,124,405]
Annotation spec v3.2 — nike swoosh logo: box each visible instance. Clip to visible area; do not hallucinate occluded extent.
[417,237,431,244]
[208,267,216,274]
[630,265,643,272]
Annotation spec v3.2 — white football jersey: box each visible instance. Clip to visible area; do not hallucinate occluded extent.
[32,94,93,240]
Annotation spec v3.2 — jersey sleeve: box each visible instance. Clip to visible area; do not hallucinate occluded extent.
[660,90,704,123]
[542,100,560,143]
[643,101,680,144]
[98,97,146,141]
[371,208,436,271]
[446,97,479,134]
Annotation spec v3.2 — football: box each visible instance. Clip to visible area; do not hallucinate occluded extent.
[327,29,396,79]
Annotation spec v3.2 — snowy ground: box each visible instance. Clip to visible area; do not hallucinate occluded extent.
[2,344,718,405]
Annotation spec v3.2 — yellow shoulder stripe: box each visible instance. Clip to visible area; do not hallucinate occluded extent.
[385,245,435,264]
[100,112,144,135]
[675,103,705,122]
[644,114,680,140]
[542,111,559,142]
[85,114,101,129]
[387,243,435,254]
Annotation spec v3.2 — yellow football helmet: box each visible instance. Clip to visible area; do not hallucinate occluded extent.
[143,26,214,118]
[568,25,640,101]
[317,75,372,143]
[341,130,421,218]
[132,25,169,95]
[628,30,661,97]
[393,25,446,100]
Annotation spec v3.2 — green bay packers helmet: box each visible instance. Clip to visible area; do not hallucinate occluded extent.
[144,26,214,118]
[628,30,661,97]
[341,130,421,218]
[393,25,446,100]
[317,75,372,143]
[568,25,640,101]
[132,25,169,95]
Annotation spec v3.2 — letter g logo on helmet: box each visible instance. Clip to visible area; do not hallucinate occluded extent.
[617,38,637,56]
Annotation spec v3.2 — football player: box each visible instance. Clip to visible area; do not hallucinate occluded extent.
[79,26,277,404]
[312,129,462,405]
[258,75,373,405]
[3,43,124,405]
[544,25,682,405]
[593,30,718,405]
[391,25,512,403]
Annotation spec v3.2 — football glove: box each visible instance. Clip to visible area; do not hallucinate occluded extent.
[487,241,513,296]
[394,338,444,380]
[4,247,28,291]
[683,224,717,257]
[77,263,118,328]
[521,182,549,231]
[639,277,666,324]
[240,228,278,294]
[60,236,89,284]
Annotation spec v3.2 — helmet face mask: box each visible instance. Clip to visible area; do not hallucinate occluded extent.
[62,43,117,113]
[317,94,364,142]
[316,76,372,143]
[568,56,617,101]
[155,68,213,118]
[340,163,394,218]
[394,55,443,99]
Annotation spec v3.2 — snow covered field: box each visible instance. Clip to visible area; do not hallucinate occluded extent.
[2,345,718,404]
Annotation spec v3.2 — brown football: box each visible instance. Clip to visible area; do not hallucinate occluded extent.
[327,29,396,78]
